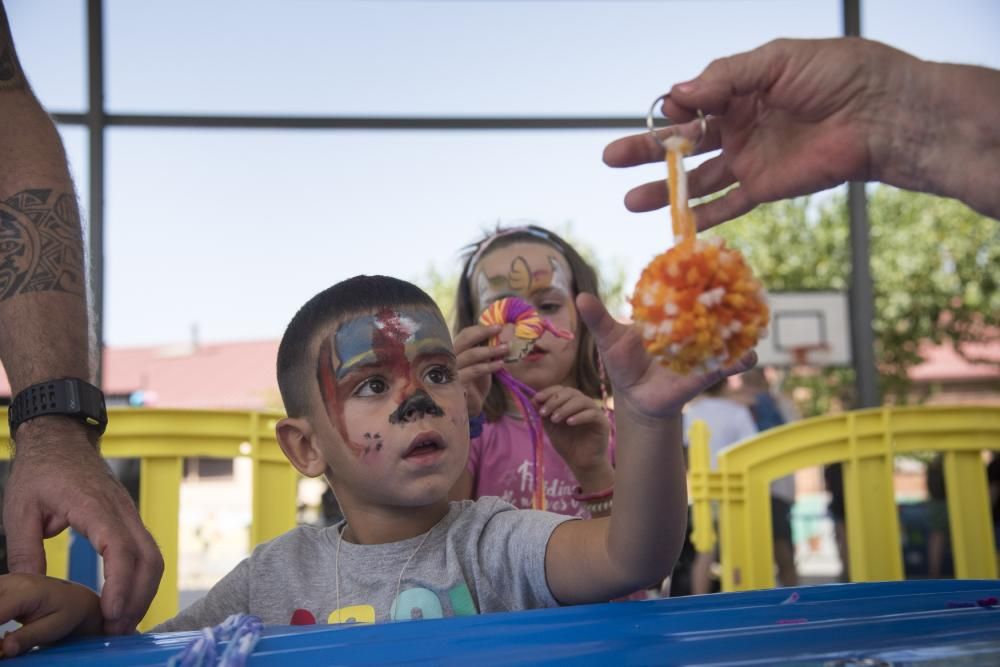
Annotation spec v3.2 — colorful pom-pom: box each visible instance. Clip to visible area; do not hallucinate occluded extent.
[631,136,769,374]
[479,296,573,361]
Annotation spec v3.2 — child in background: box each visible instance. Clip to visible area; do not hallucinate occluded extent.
[683,378,758,594]
[0,274,754,656]
[449,226,615,518]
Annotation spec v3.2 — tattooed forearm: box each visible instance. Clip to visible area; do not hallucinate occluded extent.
[0,189,85,301]
[0,4,24,91]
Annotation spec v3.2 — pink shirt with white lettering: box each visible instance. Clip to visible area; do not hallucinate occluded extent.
[467,415,615,518]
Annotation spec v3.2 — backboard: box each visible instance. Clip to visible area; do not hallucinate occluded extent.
[755,291,852,367]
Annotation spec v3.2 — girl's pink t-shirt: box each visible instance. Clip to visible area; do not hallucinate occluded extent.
[467,415,615,518]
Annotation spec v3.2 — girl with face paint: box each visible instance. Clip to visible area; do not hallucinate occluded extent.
[450,226,617,518]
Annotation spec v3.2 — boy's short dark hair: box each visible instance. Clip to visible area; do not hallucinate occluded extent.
[276,275,440,417]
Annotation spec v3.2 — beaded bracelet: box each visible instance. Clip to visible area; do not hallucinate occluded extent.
[571,485,614,503]
[585,497,613,515]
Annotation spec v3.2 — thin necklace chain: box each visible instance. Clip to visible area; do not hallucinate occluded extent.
[335,522,434,621]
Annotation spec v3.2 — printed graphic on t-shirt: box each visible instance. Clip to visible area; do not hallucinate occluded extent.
[290,582,478,625]
[505,459,584,516]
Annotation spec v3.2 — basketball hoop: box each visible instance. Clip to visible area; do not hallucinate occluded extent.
[789,343,830,366]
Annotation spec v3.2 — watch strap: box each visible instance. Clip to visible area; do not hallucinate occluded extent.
[8,378,108,437]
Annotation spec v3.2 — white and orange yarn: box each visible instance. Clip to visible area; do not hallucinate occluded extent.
[630,136,769,374]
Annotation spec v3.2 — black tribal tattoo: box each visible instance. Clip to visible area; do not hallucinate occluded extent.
[0,190,85,302]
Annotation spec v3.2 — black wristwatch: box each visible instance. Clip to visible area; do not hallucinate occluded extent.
[7,378,108,437]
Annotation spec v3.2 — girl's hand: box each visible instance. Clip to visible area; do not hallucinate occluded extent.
[576,293,756,421]
[0,573,103,657]
[534,386,611,478]
[454,324,508,419]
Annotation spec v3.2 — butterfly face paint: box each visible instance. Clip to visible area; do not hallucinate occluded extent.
[474,242,574,317]
[317,307,457,457]
[472,242,579,389]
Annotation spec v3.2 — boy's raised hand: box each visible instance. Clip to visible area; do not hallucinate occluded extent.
[0,574,103,657]
[454,324,508,418]
[575,293,756,419]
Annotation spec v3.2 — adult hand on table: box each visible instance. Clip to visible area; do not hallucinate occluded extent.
[5,418,163,635]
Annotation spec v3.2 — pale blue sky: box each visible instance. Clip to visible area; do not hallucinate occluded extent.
[7,0,1000,346]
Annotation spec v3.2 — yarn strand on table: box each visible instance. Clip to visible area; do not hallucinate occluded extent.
[167,613,263,667]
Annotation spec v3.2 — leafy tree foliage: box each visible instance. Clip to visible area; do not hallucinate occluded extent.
[710,186,999,415]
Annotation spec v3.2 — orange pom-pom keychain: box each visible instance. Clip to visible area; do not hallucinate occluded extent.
[631,100,769,374]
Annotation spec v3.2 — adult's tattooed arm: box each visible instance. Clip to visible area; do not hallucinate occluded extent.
[0,2,162,638]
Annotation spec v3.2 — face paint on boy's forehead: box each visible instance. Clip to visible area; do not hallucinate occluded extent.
[331,308,453,380]
[316,307,452,457]
[475,254,573,307]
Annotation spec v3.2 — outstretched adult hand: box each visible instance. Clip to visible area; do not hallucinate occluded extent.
[4,419,164,635]
[603,38,1000,228]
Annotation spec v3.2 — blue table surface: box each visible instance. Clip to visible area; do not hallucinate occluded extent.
[13,579,1000,666]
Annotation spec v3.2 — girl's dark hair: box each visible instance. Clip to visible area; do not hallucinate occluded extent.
[454,225,608,421]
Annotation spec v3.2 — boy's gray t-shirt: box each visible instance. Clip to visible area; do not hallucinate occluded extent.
[155,497,572,631]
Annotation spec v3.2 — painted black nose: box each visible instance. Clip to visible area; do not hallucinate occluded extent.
[389,390,444,424]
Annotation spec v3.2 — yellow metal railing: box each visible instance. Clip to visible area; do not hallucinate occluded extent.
[4,405,997,626]
[1,408,299,630]
[688,405,1000,591]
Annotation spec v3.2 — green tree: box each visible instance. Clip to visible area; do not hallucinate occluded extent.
[710,187,1000,415]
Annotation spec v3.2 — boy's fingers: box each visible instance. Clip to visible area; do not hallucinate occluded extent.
[0,577,42,628]
[2,611,75,657]
[575,293,619,347]
[722,351,758,377]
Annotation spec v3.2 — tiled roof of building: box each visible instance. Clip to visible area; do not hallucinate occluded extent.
[909,339,1000,382]
[0,339,281,410]
[1,337,996,409]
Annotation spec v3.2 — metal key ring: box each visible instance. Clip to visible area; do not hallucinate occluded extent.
[646,93,707,151]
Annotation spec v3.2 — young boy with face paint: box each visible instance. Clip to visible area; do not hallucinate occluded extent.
[0,275,754,655]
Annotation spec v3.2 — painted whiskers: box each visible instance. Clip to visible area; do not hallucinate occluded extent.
[479,297,574,510]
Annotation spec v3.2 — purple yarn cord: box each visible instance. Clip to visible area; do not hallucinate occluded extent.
[496,369,546,503]
[168,613,263,667]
